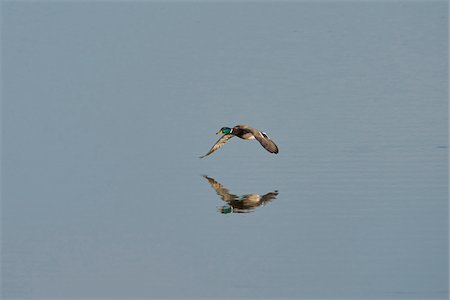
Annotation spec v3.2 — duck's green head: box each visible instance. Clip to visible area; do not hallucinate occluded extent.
[216,127,232,135]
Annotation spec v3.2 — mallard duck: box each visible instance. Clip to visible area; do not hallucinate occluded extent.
[200,124,279,158]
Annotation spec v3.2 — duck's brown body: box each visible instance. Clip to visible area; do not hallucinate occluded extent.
[228,126,255,140]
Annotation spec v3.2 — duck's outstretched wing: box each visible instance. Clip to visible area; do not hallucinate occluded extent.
[251,129,279,154]
[200,134,234,158]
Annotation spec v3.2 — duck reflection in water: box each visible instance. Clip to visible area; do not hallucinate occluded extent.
[202,175,278,214]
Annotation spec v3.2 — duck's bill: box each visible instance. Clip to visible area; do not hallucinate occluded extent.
[216,130,223,134]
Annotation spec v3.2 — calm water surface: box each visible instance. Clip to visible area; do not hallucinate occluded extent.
[2,1,448,299]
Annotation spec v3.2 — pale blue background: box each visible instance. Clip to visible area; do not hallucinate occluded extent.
[2,1,448,299]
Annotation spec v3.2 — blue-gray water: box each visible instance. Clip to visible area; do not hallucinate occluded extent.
[2,2,448,299]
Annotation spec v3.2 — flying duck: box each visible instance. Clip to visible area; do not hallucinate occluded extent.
[200,124,279,158]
